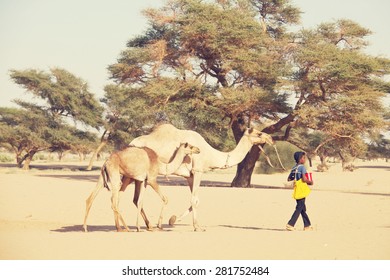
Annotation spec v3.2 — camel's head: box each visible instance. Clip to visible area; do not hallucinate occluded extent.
[245,127,286,170]
[245,128,274,146]
[179,142,201,155]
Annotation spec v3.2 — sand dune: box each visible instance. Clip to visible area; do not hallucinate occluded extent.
[0,161,389,259]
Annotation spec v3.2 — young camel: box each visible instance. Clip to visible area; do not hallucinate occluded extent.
[83,143,200,232]
[130,124,285,231]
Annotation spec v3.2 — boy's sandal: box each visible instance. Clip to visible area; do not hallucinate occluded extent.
[286,224,295,231]
[304,226,314,231]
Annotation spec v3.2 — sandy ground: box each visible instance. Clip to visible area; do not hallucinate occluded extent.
[0,160,389,260]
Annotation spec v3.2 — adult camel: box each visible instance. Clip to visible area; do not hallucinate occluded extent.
[130,124,283,231]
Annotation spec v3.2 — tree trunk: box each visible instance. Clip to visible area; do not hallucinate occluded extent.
[58,151,64,161]
[16,155,23,168]
[86,140,107,171]
[308,157,312,167]
[23,156,32,170]
[22,150,37,170]
[231,145,261,188]
[230,118,260,188]
[319,154,326,165]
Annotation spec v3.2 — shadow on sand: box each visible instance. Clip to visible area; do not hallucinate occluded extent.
[51,224,177,233]
[0,162,101,171]
[218,224,286,232]
[30,171,287,190]
[357,165,390,171]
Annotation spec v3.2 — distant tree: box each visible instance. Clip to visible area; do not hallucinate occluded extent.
[10,68,104,128]
[1,68,103,169]
[0,107,52,169]
[288,19,389,170]
[71,130,99,161]
[366,133,390,161]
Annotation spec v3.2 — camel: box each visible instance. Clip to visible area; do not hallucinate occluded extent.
[130,124,284,231]
[83,142,200,232]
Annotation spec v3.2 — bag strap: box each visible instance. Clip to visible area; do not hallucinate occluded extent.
[294,164,302,182]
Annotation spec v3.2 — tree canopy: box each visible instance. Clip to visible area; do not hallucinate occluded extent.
[103,0,389,186]
[0,68,102,169]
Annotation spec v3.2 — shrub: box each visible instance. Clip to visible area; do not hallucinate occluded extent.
[317,163,329,172]
[0,153,13,163]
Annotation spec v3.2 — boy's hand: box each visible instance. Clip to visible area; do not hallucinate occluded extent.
[302,174,313,185]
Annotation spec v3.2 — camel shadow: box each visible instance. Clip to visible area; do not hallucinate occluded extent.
[51,224,175,233]
[51,224,117,232]
[218,224,286,232]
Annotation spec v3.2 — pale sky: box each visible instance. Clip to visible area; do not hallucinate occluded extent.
[1,0,389,107]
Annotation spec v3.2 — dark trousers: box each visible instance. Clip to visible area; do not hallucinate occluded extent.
[288,198,311,227]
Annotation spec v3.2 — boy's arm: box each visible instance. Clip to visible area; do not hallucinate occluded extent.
[300,165,313,185]
[301,173,313,185]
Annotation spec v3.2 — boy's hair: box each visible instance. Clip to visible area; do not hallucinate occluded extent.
[294,151,306,163]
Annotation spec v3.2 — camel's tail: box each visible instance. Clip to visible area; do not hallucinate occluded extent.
[101,164,111,191]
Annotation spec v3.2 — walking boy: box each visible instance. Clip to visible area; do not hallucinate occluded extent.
[286,151,313,231]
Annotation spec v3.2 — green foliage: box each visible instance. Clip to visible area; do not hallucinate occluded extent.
[256,141,298,174]
[366,133,390,160]
[0,153,13,163]
[105,0,300,152]
[291,19,389,164]
[10,68,104,129]
[1,68,102,169]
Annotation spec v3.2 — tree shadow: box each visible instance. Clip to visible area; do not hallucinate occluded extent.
[157,176,286,190]
[339,191,390,197]
[0,162,101,171]
[357,165,390,171]
[37,174,99,183]
[218,224,286,232]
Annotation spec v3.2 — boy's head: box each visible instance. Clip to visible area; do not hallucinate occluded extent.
[294,151,306,164]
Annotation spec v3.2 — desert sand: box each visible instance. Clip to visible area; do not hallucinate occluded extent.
[0,160,389,260]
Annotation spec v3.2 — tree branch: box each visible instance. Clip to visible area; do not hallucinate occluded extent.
[262,113,296,135]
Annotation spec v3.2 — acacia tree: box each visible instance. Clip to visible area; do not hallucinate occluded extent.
[107,0,389,185]
[0,107,50,169]
[287,20,389,170]
[10,68,104,129]
[1,68,103,169]
[107,0,299,186]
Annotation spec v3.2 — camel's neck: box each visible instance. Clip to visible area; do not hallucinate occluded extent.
[208,136,253,169]
[158,148,186,175]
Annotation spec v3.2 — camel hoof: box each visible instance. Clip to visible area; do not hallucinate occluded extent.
[169,215,177,226]
[83,226,88,233]
[194,227,206,232]
[146,227,156,232]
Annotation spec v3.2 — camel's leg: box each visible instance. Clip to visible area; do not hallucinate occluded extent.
[133,181,152,230]
[120,176,134,192]
[190,172,204,231]
[148,179,168,230]
[169,175,195,226]
[117,191,131,232]
[169,206,193,226]
[83,174,105,232]
[133,180,146,232]
[109,172,129,232]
